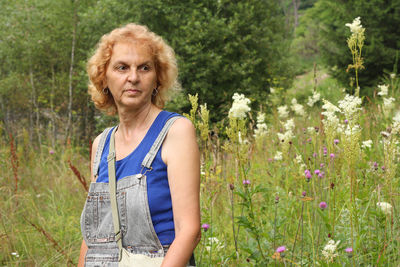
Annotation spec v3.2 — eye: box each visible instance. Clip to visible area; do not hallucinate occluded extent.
[139,64,150,71]
[115,64,128,71]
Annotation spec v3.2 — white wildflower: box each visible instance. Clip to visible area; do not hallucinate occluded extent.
[270,87,276,94]
[377,202,392,215]
[229,93,251,119]
[322,239,340,262]
[291,98,305,116]
[277,105,289,119]
[390,73,396,79]
[307,127,315,134]
[205,237,224,252]
[254,112,268,137]
[345,17,362,34]
[381,131,391,138]
[284,119,295,131]
[277,131,294,142]
[295,154,303,164]
[238,131,248,145]
[322,99,341,113]
[361,140,373,149]
[383,97,395,110]
[322,100,341,131]
[307,91,321,107]
[377,84,389,96]
[393,111,400,123]
[344,124,361,137]
[11,252,19,257]
[338,94,362,119]
[274,151,283,161]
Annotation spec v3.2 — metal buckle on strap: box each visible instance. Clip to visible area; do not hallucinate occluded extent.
[115,230,122,241]
[107,151,115,162]
[140,166,153,175]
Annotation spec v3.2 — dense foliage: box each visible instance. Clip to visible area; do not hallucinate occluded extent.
[298,0,400,92]
[0,0,293,147]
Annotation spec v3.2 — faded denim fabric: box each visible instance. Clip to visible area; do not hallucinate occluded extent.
[81,174,166,266]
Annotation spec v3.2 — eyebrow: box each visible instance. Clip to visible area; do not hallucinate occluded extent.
[112,60,153,66]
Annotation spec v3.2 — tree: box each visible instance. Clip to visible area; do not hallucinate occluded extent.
[301,0,400,92]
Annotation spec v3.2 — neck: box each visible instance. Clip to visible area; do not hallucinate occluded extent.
[117,103,160,137]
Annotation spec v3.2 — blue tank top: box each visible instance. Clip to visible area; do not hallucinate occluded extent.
[96,110,179,245]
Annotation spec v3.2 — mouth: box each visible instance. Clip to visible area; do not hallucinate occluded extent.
[124,89,140,94]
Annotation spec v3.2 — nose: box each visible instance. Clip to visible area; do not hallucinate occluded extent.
[127,69,139,83]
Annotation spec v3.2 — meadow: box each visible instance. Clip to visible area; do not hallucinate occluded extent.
[1,18,400,267]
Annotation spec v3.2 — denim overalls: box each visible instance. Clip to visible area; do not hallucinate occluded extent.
[81,116,194,266]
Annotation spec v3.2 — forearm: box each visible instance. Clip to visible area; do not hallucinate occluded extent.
[161,227,201,267]
[78,240,88,267]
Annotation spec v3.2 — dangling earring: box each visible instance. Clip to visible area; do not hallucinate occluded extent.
[152,87,159,96]
[102,87,109,95]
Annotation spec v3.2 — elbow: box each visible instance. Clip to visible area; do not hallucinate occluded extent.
[194,226,201,247]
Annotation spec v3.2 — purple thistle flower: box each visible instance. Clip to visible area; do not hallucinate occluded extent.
[314,169,320,175]
[373,161,378,170]
[320,163,325,168]
[330,153,335,159]
[49,150,55,155]
[305,170,312,181]
[276,246,286,253]
[275,195,279,203]
[243,179,251,185]
[381,166,385,171]
[323,146,328,156]
[318,171,325,178]
[201,223,210,232]
[334,139,339,145]
[319,202,327,210]
[344,119,349,124]
[313,152,317,158]
[302,191,306,197]
[345,247,353,253]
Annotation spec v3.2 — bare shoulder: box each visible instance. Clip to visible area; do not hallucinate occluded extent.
[162,117,198,164]
[168,117,196,138]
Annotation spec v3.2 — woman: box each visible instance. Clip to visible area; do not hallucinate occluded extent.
[78,23,200,266]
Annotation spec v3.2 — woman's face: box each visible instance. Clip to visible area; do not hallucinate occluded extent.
[105,41,157,111]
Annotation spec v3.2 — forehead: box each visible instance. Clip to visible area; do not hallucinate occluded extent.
[109,41,154,64]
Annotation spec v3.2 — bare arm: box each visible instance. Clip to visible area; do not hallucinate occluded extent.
[78,134,101,266]
[161,118,201,267]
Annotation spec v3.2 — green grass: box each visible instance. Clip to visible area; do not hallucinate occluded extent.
[1,71,399,266]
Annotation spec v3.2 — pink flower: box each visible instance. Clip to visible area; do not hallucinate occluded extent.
[305,170,312,180]
[334,139,339,145]
[276,246,286,253]
[345,247,353,253]
[49,150,55,155]
[319,201,327,210]
[302,191,307,197]
[314,169,320,175]
[201,223,210,232]
[242,180,250,185]
[330,153,335,159]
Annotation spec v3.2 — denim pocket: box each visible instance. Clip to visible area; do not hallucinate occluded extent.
[83,190,127,243]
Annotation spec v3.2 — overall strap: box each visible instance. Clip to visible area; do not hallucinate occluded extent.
[141,116,181,170]
[92,127,113,178]
[107,126,124,261]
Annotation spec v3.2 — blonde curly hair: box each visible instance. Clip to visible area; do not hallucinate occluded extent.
[87,23,178,115]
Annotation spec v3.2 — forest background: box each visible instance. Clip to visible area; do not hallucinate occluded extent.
[1,0,398,146]
[1,0,400,266]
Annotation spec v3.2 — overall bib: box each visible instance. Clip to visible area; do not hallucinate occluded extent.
[81,116,194,266]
